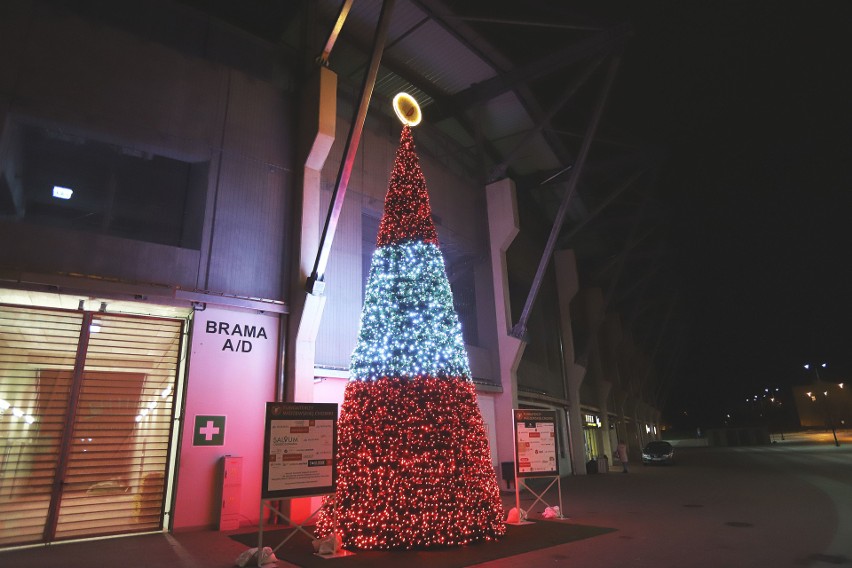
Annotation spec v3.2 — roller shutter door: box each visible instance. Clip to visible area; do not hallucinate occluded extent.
[0,304,184,547]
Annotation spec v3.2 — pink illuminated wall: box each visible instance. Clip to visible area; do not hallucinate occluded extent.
[312,376,348,407]
[173,306,279,530]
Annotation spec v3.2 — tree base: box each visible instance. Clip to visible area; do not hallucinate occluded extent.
[316,376,506,549]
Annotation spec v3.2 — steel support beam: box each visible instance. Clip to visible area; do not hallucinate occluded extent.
[307,0,396,294]
[635,293,677,404]
[320,17,506,182]
[511,56,621,339]
[556,169,644,247]
[318,0,354,65]
[575,205,647,367]
[43,312,93,541]
[488,56,604,182]
[587,228,653,286]
[431,24,630,122]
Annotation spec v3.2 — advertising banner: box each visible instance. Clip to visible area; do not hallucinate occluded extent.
[513,408,559,477]
[262,402,337,499]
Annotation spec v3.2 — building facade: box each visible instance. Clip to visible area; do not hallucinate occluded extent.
[0,0,662,548]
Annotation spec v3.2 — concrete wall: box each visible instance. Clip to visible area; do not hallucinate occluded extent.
[0,1,295,303]
[174,305,279,530]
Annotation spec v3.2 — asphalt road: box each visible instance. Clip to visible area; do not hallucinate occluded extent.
[4,432,849,568]
[479,431,852,568]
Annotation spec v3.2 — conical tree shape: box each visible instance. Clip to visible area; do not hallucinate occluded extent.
[316,126,505,549]
[376,126,438,247]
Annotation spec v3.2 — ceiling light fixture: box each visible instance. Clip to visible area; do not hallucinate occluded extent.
[52,186,73,199]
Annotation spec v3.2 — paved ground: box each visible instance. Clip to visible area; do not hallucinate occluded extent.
[482,431,852,568]
[3,431,850,568]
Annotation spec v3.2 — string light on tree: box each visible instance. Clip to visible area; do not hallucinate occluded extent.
[316,94,505,549]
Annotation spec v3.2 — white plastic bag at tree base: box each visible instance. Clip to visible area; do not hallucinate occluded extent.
[312,532,344,555]
[505,507,527,523]
[542,506,561,519]
[235,546,278,567]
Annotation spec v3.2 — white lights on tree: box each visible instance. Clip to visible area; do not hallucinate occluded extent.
[350,241,470,382]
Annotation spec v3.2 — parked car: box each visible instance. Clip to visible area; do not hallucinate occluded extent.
[642,440,674,465]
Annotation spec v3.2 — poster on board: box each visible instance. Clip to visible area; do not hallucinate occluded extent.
[513,409,559,477]
[262,402,337,499]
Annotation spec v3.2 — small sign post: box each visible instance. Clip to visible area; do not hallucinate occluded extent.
[510,409,565,523]
[256,402,345,563]
[262,402,337,499]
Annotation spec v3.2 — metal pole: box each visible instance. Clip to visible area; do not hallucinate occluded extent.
[813,366,840,447]
[488,56,604,182]
[308,0,396,294]
[557,475,565,518]
[318,0,355,65]
[257,500,265,568]
[513,409,521,519]
[511,55,621,339]
[43,312,93,541]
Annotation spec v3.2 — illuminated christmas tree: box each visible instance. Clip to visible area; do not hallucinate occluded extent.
[315,95,505,550]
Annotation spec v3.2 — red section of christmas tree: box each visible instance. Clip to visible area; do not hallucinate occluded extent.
[376,126,438,247]
[315,110,505,549]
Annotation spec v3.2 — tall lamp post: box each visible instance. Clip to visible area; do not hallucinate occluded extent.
[804,363,840,447]
[768,389,785,441]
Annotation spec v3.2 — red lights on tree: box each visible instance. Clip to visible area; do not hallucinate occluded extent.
[318,377,505,549]
[376,126,438,247]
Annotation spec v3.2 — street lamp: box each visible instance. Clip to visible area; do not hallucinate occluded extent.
[804,363,840,447]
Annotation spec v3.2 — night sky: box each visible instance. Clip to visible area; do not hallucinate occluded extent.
[601,1,852,426]
[460,0,852,426]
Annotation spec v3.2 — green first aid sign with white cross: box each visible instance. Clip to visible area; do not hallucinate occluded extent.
[193,415,226,446]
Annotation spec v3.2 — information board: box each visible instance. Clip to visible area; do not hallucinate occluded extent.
[513,409,559,477]
[262,402,337,499]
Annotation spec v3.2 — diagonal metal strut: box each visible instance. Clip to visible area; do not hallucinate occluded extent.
[511,56,621,339]
[308,0,396,294]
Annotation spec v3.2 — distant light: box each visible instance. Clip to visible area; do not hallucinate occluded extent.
[840,383,845,389]
[52,186,73,199]
[804,364,810,370]
[821,363,827,368]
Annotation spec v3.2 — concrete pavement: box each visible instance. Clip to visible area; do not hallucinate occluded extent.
[2,431,850,568]
[478,431,851,568]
